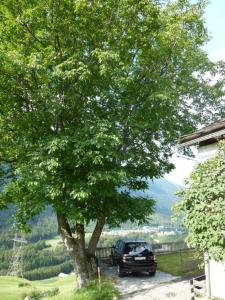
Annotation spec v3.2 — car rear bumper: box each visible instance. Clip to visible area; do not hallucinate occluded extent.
[120,261,157,273]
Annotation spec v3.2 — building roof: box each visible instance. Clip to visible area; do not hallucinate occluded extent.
[179,118,225,147]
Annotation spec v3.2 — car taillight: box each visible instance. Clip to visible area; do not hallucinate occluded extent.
[122,254,132,262]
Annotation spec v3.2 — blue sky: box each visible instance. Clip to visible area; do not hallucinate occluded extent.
[204,0,225,61]
[165,0,224,185]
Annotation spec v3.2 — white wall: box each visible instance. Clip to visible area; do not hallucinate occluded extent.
[198,143,218,162]
[209,259,225,299]
[199,142,225,299]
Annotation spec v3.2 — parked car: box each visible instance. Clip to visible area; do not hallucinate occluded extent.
[111,240,157,277]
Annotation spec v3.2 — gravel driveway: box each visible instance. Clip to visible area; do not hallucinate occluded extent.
[123,279,191,300]
[101,264,180,295]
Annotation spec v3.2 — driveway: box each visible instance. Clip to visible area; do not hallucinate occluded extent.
[101,264,180,296]
[122,279,192,300]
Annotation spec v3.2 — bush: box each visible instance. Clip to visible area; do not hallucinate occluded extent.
[46,288,59,297]
[73,280,119,300]
[18,282,31,288]
[20,289,42,300]
[20,287,59,299]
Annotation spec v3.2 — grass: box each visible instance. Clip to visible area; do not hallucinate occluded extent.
[0,275,76,300]
[0,275,119,300]
[45,237,62,249]
[157,251,204,276]
[72,280,119,300]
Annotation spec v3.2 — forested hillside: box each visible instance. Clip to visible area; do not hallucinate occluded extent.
[0,178,181,280]
[0,178,180,231]
[131,178,181,215]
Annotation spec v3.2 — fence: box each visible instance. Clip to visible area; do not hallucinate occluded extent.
[95,242,203,274]
[95,247,112,260]
[190,275,206,300]
[155,247,203,274]
[95,241,190,259]
[152,241,189,253]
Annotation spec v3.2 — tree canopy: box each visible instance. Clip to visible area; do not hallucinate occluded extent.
[0,0,224,287]
[0,0,221,219]
[175,141,225,261]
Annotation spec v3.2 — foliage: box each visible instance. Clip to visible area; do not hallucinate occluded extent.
[0,239,73,280]
[174,141,225,261]
[23,261,73,281]
[0,0,222,227]
[21,288,43,300]
[0,0,224,285]
[21,287,59,299]
[73,280,119,300]
[18,282,31,287]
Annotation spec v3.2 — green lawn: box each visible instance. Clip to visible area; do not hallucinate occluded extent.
[0,251,202,300]
[157,251,204,276]
[0,275,119,300]
[0,275,76,300]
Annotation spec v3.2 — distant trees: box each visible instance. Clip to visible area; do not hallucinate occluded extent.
[23,262,73,281]
[0,0,224,287]
[0,239,73,280]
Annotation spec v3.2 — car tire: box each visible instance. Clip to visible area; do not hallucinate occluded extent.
[148,270,156,276]
[117,265,125,277]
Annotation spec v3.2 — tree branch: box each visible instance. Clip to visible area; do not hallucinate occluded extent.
[57,212,72,238]
[21,22,46,46]
[88,212,105,256]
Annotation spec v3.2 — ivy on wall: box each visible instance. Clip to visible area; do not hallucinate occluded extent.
[174,141,225,261]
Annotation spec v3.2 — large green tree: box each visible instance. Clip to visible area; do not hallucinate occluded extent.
[175,141,225,261]
[0,0,223,288]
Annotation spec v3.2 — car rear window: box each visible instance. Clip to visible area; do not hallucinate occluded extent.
[124,242,152,254]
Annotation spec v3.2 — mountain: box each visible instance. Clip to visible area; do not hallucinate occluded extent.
[130,178,182,215]
[147,178,182,215]
[0,179,182,230]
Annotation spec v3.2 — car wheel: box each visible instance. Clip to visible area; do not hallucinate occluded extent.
[117,265,125,277]
[148,270,156,276]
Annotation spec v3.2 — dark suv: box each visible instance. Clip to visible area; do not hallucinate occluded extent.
[111,240,157,277]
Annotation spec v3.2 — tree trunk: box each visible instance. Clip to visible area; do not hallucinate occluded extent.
[87,212,105,276]
[88,212,105,256]
[57,213,89,289]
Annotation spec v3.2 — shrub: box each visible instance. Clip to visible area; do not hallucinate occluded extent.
[46,288,60,297]
[73,280,119,300]
[18,282,31,288]
[20,289,42,300]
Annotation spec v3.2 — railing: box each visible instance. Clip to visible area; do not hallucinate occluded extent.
[95,247,112,259]
[182,258,202,273]
[152,241,189,253]
[95,245,197,259]
[95,246,203,276]
[190,275,206,300]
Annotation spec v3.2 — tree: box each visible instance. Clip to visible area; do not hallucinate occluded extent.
[0,0,223,288]
[174,141,225,261]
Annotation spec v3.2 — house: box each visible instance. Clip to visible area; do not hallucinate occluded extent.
[179,118,225,300]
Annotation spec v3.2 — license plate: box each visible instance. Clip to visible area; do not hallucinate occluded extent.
[134,257,146,261]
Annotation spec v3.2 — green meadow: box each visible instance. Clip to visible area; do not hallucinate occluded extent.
[0,275,119,300]
[0,275,76,300]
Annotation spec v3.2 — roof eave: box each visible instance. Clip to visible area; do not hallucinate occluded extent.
[178,128,225,148]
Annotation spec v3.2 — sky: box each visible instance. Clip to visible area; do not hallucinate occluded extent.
[165,0,225,185]
[204,0,225,62]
